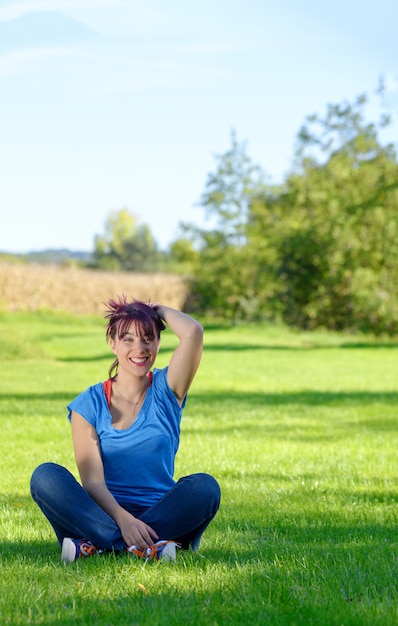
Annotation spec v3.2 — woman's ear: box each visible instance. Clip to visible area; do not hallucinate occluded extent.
[110,338,117,355]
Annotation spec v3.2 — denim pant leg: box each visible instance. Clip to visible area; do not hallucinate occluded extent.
[138,473,221,550]
[30,462,125,551]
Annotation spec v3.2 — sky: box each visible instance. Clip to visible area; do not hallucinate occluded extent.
[1,0,398,254]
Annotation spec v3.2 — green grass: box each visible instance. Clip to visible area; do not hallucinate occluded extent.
[0,311,397,625]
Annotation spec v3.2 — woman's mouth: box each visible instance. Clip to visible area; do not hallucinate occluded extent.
[130,357,148,366]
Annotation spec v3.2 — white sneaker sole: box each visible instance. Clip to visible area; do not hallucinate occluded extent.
[61,537,77,563]
[160,542,177,562]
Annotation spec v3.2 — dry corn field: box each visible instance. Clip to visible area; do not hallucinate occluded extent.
[0,263,189,314]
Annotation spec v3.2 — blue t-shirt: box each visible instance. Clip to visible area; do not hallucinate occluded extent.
[67,367,185,508]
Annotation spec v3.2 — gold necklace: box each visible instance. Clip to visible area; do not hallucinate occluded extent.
[115,382,146,407]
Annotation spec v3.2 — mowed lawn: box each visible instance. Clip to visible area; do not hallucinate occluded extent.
[0,311,397,625]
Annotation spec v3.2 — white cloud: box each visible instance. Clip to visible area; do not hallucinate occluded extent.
[0,0,175,38]
[0,46,75,76]
[0,0,125,23]
[170,40,255,55]
[0,38,232,93]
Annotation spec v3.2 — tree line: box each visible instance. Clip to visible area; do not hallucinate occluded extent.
[91,87,398,335]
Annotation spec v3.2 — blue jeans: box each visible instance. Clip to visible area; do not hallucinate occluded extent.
[30,462,221,552]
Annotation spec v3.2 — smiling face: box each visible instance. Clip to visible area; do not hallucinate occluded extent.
[110,321,160,377]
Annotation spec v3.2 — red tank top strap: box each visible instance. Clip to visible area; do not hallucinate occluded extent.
[102,372,153,409]
[103,378,113,408]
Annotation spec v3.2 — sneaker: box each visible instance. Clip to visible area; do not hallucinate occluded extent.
[61,537,99,563]
[127,540,179,562]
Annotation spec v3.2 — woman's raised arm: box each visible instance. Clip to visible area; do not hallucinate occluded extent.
[154,305,203,404]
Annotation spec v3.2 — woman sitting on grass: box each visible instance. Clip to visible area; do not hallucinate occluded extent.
[30,296,221,562]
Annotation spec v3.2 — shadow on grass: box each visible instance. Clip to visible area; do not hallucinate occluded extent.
[0,391,79,402]
[2,388,397,442]
[184,389,398,438]
[2,388,398,406]
[0,539,59,562]
[203,342,398,351]
[2,486,397,624]
[2,503,396,566]
[193,389,398,406]
[1,521,396,626]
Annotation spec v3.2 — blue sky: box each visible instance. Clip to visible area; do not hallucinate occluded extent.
[1,0,397,253]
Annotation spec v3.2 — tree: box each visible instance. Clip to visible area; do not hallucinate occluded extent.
[93,208,162,272]
[249,93,398,332]
[199,130,266,247]
[183,91,398,333]
[182,132,268,321]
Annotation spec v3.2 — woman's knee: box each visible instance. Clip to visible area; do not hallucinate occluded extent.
[30,462,66,495]
[186,472,221,507]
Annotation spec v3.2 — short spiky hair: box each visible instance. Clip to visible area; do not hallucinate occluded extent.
[104,295,166,377]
